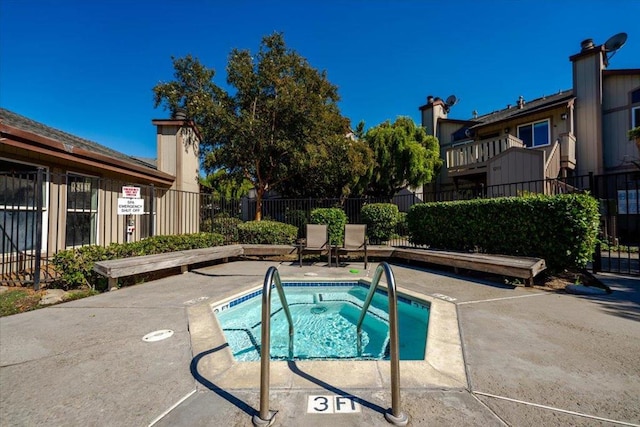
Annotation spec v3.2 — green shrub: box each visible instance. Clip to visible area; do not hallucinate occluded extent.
[51,233,225,290]
[361,203,399,244]
[407,193,600,271]
[201,216,242,243]
[237,220,298,244]
[310,208,347,245]
[395,211,409,237]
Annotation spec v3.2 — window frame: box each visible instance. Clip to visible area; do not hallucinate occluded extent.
[65,172,100,248]
[0,158,49,255]
[517,118,551,148]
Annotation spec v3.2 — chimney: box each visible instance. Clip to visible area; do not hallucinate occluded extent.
[517,96,525,109]
[570,36,606,175]
[580,38,595,51]
[472,110,478,119]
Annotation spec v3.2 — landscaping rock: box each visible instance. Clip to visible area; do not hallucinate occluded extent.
[40,289,67,305]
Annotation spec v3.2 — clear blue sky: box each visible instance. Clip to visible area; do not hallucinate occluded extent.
[1,0,639,159]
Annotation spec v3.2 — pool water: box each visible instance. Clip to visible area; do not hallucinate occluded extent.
[214,282,430,361]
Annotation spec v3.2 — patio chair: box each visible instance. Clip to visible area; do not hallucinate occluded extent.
[298,224,332,267]
[336,224,368,269]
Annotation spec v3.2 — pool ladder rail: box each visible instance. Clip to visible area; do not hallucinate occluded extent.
[253,266,293,427]
[252,262,408,427]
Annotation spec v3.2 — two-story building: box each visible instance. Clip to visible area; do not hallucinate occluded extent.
[421,35,640,197]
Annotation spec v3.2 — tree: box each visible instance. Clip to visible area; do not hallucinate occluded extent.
[273,133,373,199]
[153,33,354,219]
[200,170,252,200]
[362,117,441,200]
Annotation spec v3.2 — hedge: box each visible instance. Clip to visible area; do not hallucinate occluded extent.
[237,220,298,244]
[52,233,225,290]
[407,194,599,271]
[361,203,399,244]
[201,215,243,243]
[310,208,348,245]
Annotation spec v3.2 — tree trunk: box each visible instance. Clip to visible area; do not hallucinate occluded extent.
[254,186,264,221]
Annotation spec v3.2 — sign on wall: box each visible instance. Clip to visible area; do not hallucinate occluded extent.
[122,186,141,198]
[117,198,144,215]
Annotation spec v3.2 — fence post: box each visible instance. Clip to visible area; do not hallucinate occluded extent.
[33,168,44,291]
[149,184,155,237]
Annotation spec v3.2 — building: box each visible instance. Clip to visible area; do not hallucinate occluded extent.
[421,35,640,196]
[0,108,201,284]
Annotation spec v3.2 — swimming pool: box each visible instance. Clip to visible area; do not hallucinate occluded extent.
[214,281,430,361]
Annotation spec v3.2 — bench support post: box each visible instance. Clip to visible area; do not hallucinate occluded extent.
[108,278,118,291]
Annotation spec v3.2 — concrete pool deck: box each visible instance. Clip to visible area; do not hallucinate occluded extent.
[1,261,639,426]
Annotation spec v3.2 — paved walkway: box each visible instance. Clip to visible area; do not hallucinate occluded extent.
[1,261,639,426]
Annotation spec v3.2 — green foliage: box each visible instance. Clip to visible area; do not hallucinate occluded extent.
[200,169,253,200]
[628,126,640,140]
[52,233,225,290]
[154,33,352,219]
[395,211,409,237]
[310,208,347,245]
[362,117,442,199]
[407,194,600,271]
[275,134,374,199]
[201,216,243,243]
[236,220,298,244]
[361,203,400,244]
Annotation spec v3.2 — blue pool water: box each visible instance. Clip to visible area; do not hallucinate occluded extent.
[214,281,430,361]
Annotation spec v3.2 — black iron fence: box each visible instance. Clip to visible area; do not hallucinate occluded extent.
[2,170,638,288]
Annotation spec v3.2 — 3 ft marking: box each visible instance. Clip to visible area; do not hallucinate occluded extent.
[307,395,361,414]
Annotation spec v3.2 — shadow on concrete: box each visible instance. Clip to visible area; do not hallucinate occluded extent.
[190,344,256,417]
[582,276,640,322]
[286,360,388,416]
[388,261,518,290]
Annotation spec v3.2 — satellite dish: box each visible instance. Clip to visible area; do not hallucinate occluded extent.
[446,95,458,107]
[604,32,628,61]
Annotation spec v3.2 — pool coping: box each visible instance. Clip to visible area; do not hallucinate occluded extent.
[187,275,467,391]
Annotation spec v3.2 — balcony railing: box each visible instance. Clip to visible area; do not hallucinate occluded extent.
[446,134,525,176]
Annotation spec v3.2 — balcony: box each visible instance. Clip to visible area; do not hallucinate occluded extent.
[446,134,525,176]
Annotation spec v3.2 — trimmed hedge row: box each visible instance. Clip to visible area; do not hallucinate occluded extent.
[406,194,600,271]
[237,220,298,244]
[52,233,225,290]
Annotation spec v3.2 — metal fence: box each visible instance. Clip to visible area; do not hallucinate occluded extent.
[2,170,638,288]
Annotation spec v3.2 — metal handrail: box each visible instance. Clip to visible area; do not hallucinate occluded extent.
[253,266,294,426]
[356,262,408,426]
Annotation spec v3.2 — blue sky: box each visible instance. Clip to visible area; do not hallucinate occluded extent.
[1,0,639,159]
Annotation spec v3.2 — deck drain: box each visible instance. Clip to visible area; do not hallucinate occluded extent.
[142,329,174,342]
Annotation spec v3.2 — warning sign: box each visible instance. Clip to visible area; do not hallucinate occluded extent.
[122,186,141,198]
[117,198,144,215]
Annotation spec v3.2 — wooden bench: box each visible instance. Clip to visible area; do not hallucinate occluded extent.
[392,248,546,286]
[93,245,244,290]
[93,243,545,290]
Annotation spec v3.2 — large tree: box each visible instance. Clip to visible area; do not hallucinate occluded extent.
[153,33,357,219]
[362,117,441,199]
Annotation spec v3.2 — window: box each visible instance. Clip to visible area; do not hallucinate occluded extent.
[0,159,48,254]
[517,119,550,148]
[632,88,640,129]
[65,174,99,247]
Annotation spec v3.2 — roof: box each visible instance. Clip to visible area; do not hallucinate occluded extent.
[0,107,156,170]
[469,90,575,130]
[0,107,176,185]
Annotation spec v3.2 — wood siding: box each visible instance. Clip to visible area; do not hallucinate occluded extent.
[602,74,640,171]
